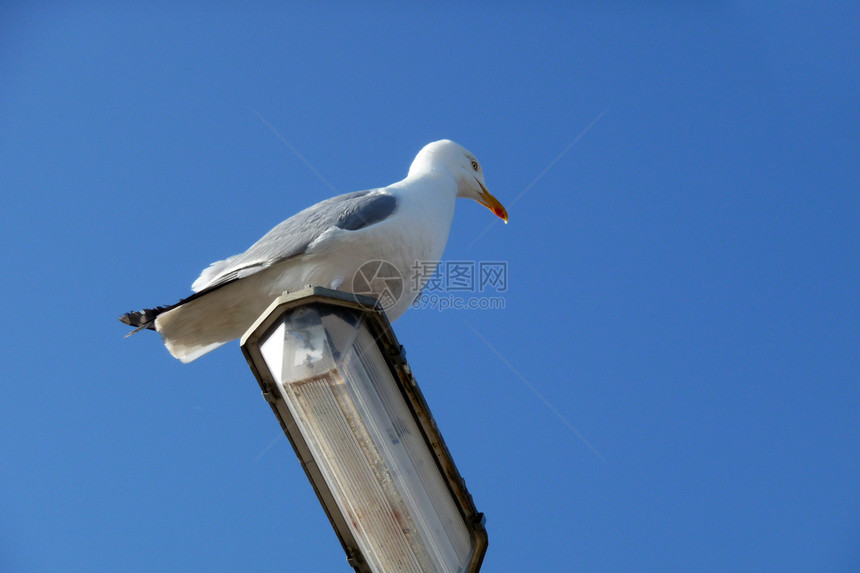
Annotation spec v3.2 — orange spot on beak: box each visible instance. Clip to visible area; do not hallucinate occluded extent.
[475,179,509,223]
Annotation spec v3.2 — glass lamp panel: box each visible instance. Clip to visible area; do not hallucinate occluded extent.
[258,304,474,573]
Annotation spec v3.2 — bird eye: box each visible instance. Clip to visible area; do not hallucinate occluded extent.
[471,160,479,171]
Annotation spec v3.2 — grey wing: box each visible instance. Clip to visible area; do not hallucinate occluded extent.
[191,189,398,292]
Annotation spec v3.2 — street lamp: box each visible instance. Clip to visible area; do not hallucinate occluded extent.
[241,287,488,573]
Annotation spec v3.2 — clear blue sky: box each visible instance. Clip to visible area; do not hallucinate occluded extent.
[2,3,858,571]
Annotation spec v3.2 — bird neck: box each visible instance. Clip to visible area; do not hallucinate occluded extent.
[397,170,458,201]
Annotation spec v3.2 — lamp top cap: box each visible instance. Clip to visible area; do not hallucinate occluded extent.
[240,287,383,348]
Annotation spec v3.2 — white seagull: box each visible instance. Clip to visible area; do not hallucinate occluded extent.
[120,139,508,362]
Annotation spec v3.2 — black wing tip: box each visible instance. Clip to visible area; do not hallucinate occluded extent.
[119,306,173,331]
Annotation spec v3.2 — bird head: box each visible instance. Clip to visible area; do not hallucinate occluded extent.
[409,139,508,223]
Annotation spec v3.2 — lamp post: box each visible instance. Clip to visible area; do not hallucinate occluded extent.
[241,287,488,573]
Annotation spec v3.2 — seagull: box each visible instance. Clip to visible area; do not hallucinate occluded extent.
[120,139,508,363]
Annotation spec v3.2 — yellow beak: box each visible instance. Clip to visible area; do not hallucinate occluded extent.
[475,179,509,223]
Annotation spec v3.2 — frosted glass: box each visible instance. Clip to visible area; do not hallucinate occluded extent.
[259,305,474,573]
